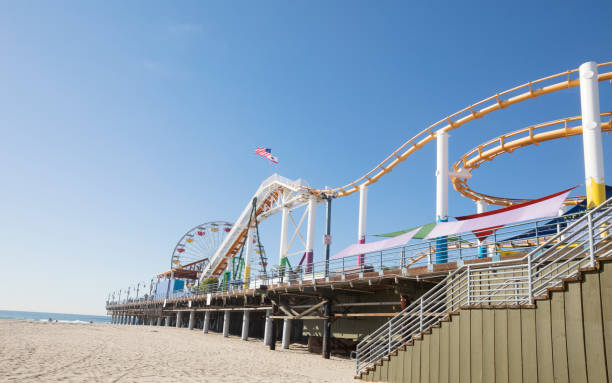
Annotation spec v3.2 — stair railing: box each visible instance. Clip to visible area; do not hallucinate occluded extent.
[355,196,612,376]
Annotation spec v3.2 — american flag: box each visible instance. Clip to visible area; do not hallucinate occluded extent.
[254,147,278,164]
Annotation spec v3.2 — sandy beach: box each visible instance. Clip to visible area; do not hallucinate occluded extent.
[0,320,355,382]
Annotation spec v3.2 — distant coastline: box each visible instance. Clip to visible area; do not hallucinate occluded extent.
[0,310,110,324]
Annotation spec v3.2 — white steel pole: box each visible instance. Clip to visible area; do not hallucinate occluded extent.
[579,61,606,208]
[357,185,368,266]
[436,130,449,263]
[279,206,290,271]
[188,311,195,330]
[223,311,230,337]
[282,318,292,349]
[264,309,273,345]
[243,225,254,287]
[436,130,449,222]
[241,311,250,341]
[476,200,488,258]
[305,195,317,273]
[203,311,210,333]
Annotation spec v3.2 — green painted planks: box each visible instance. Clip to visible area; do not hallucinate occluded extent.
[403,344,413,383]
[599,262,612,380]
[430,327,440,383]
[565,280,588,382]
[439,321,450,383]
[381,359,389,381]
[470,310,483,383]
[507,309,522,383]
[373,365,381,381]
[535,299,554,383]
[459,310,470,383]
[494,309,509,383]
[388,352,402,383]
[411,341,421,383]
[550,291,569,383]
[482,309,495,383]
[581,271,608,382]
[449,315,460,383]
[421,333,430,383]
[520,309,538,383]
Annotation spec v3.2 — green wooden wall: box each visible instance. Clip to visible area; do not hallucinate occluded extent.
[362,260,612,382]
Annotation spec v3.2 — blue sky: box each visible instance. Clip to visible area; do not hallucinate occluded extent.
[0,1,610,315]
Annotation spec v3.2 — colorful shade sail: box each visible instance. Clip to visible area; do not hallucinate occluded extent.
[424,187,574,240]
[331,228,420,260]
[375,222,436,239]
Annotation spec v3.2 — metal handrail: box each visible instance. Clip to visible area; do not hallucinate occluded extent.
[354,196,612,375]
[106,207,593,307]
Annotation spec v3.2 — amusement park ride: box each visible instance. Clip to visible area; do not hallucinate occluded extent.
[107,61,611,373]
[156,60,610,285]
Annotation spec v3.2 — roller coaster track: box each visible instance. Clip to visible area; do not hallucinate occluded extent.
[315,62,612,198]
[452,113,612,206]
[203,63,612,279]
[201,175,312,278]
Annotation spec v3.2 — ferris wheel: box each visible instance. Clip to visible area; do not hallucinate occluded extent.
[171,221,233,270]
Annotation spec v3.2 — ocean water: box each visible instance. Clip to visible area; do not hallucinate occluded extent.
[0,310,110,324]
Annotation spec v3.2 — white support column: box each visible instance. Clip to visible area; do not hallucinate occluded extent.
[476,200,488,259]
[188,311,195,330]
[263,309,273,346]
[436,131,450,222]
[305,195,317,272]
[579,61,606,208]
[435,130,450,264]
[165,316,170,327]
[157,317,162,326]
[357,185,368,266]
[223,311,230,337]
[244,225,254,287]
[279,205,290,271]
[241,311,250,341]
[203,311,210,333]
[282,318,291,349]
[176,311,183,328]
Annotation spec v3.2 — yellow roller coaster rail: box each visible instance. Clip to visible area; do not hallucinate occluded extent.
[315,62,612,198]
[452,113,612,207]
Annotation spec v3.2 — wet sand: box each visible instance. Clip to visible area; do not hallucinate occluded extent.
[0,320,355,382]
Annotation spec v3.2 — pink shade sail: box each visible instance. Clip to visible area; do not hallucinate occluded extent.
[424,187,575,240]
[331,228,420,260]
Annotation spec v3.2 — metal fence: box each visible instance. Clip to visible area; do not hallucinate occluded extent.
[354,196,612,375]
[107,206,594,306]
